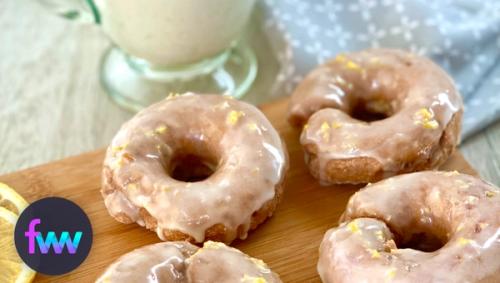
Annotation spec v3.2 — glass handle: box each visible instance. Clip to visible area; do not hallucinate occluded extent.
[38,0,100,24]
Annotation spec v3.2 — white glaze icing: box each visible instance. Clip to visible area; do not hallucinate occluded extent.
[96,242,197,282]
[186,241,281,283]
[318,171,500,283]
[96,241,282,283]
[102,93,288,243]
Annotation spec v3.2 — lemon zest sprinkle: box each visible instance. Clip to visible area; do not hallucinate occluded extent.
[457,237,471,246]
[347,221,360,234]
[414,108,439,129]
[422,120,439,129]
[486,191,497,198]
[367,248,381,259]
[247,123,259,131]
[112,143,128,153]
[155,125,167,134]
[166,92,181,99]
[386,268,397,279]
[226,110,245,126]
[241,275,267,283]
[416,108,433,119]
[331,121,343,129]
[320,121,330,141]
[346,60,361,71]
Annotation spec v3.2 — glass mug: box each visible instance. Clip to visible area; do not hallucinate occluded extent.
[39,0,258,111]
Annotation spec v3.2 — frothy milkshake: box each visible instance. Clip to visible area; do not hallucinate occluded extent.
[95,0,256,67]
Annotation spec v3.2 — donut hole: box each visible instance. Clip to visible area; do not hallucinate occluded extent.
[350,98,394,122]
[169,152,219,182]
[397,231,446,252]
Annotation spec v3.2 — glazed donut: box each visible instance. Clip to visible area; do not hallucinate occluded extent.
[96,241,282,282]
[318,171,500,283]
[288,49,463,184]
[101,93,288,244]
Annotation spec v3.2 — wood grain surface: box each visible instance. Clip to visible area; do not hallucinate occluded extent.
[0,98,477,283]
[0,1,498,186]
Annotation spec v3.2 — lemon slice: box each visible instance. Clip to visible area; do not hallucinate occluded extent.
[0,207,36,283]
[0,183,28,216]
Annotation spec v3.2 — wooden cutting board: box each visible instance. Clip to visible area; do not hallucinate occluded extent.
[0,98,476,283]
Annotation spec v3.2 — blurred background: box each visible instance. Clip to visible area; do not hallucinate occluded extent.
[0,0,499,184]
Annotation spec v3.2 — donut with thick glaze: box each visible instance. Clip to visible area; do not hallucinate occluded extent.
[96,241,282,283]
[318,171,500,283]
[288,49,463,184]
[102,93,288,244]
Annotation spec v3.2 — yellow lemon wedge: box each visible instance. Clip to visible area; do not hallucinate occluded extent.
[0,207,36,283]
[0,183,28,216]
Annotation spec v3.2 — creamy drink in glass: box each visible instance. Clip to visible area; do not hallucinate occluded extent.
[97,0,256,67]
[38,0,258,111]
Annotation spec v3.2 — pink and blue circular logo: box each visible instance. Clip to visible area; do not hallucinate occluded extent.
[14,197,93,275]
